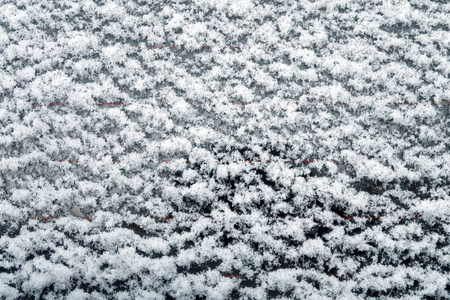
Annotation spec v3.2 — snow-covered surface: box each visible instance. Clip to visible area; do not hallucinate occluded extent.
[0,0,449,299]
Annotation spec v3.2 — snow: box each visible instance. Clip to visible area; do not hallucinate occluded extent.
[1,0,449,298]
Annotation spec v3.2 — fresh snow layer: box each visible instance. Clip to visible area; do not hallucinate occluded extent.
[0,0,449,299]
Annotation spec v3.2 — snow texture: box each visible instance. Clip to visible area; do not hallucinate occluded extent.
[0,0,449,299]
